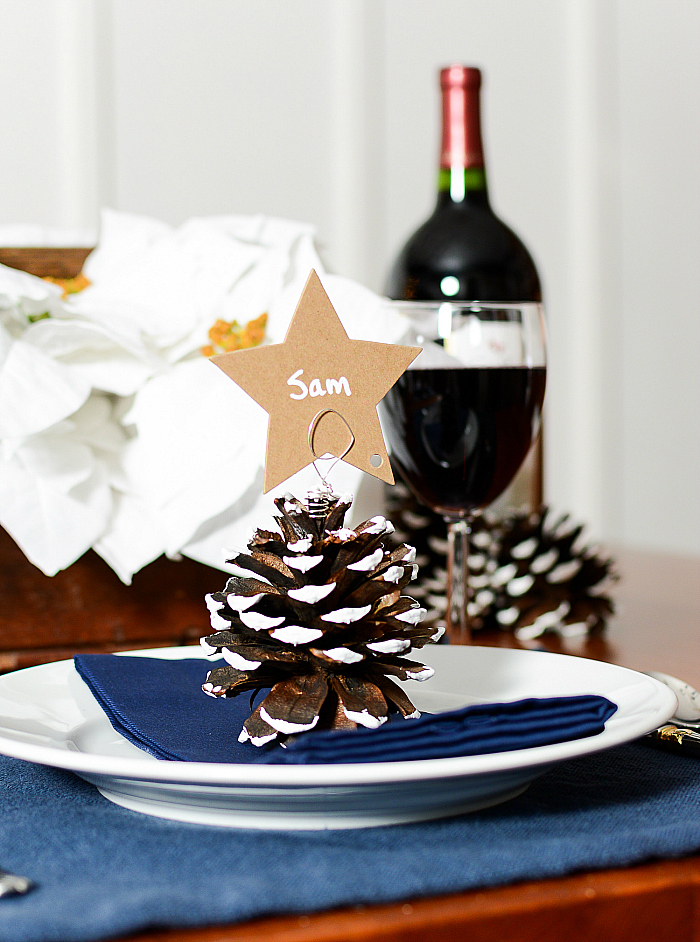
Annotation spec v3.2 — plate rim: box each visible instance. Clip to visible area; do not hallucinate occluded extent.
[0,646,677,787]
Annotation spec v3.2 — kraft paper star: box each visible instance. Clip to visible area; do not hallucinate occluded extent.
[211,270,420,493]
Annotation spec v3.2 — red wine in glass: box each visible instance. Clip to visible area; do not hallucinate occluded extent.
[382,366,546,518]
[380,302,546,641]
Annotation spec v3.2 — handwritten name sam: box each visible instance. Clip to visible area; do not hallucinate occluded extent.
[287,369,351,400]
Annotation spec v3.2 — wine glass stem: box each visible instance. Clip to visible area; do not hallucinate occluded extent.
[445,518,471,643]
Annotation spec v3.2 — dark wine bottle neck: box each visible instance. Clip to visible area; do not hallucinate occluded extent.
[438,67,490,210]
[436,167,490,209]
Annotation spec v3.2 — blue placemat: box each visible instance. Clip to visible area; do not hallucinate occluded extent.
[73,654,617,763]
[1,742,700,942]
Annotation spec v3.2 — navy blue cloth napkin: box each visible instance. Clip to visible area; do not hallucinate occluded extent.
[73,654,616,764]
[2,743,700,942]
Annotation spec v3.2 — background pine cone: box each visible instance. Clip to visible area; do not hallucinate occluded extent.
[474,508,617,639]
[386,484,617,639]
[201,493,440,746]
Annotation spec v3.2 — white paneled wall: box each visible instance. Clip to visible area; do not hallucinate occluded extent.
[0,0,697,555]
[617,0,700,555]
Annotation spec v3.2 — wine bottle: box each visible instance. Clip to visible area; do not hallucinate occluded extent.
[386,65,541,305]
[386,64,543,511]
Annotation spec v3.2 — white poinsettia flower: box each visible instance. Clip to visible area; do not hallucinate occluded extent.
[0,395,125,576]
[0,210,411,584]
[0,329,91,439]
[116,355,268,561]
[0,264,159,579]
[0,264,67,330]
[70,209,325,362]
[22,316,162,397]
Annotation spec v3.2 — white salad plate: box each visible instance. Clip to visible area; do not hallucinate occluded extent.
[0,646,676,830]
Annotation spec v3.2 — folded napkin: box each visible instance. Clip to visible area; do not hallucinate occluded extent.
[74,655,617,765]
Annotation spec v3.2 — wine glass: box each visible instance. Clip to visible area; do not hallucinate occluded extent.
[380,301,546,642]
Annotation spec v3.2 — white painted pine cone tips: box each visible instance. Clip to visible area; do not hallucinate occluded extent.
[386,483,618,640]
[200,494,433,746]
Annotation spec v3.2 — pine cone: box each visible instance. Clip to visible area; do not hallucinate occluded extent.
[386,485,617,639]
[477,508,618,640]
[200,492,441,746]
[384,482,445,625]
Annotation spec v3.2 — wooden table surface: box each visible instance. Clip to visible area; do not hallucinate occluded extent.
[113,547,697,942]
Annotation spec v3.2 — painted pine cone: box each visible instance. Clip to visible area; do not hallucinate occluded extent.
[387,484,617,639]
[472,508,617,639]
[201,493,441,746]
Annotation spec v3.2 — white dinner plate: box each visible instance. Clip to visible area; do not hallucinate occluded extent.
[0,646,676,830]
